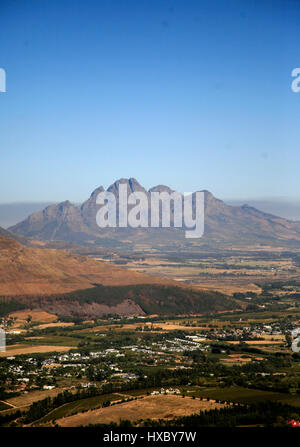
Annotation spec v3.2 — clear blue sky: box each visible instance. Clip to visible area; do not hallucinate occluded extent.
[0,0,299,203]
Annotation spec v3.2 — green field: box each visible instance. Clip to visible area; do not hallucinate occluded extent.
[184,386,300,407]
[0,401,12,411]
[36,393,122,424]
[22,335,79,347]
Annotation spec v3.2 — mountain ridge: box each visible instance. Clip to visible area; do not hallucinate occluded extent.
[8,178,300,248]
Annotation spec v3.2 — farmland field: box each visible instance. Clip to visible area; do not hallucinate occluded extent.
[35,393,122,424]
[0,345,75,357]
[0,401,11,411]
[5,388,70,408]
[185,386,300,407]
[56,395,228,427]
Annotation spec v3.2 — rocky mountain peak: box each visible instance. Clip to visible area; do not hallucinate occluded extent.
[149,185,176,194]
[107,177,147,196]
[89,185,105,198]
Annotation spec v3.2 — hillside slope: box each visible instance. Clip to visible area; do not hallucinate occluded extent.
[0,235,174,296]
[20,284,237,317]
[0,234,238,316]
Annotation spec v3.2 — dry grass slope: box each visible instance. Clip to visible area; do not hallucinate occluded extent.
[0,236,176,296]
[57,394,227,426]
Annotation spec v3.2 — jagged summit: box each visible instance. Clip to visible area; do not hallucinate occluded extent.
[89,185,105,198]
[107,177,147,195]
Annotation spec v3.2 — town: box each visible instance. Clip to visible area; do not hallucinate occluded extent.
[0,306,300,427]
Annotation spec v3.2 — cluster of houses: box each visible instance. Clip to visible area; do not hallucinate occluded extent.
[152,337,210,353]
[206,324,284,341]
[151,388,180,396]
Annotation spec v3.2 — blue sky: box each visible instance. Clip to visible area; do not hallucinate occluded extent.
[0,0,299,203]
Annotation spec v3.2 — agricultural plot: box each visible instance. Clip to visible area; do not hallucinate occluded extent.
[36,393,122,424]
[5,388,69,409]
[185,386,300,407]
[0,401,12,411]
[0,345,75,357]
[56,394,228,427]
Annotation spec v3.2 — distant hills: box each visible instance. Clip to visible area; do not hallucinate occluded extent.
[8,178,300,249]
[0,202,54,229]
[226,198,300,222]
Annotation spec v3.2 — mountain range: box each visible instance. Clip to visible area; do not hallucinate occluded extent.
[8,178,300,249]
